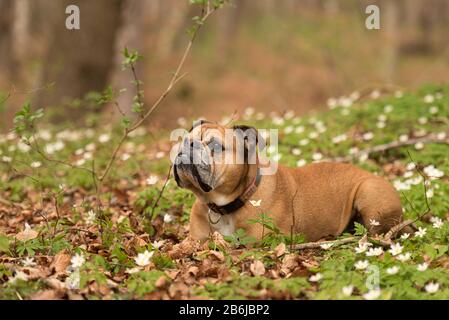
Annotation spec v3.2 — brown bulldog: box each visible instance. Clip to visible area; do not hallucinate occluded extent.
[173,120,404,242]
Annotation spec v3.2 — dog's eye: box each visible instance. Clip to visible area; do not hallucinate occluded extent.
[207,140,225,153]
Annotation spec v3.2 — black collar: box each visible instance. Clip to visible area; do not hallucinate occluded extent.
[207,168,262,215]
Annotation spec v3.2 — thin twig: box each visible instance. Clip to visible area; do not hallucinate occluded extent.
[329,133,449,162]
[289,236,358,250]
[383,150,432,240]
[98,4,216,182]
[150,166,173,217]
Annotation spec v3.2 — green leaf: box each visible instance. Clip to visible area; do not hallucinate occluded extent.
[0,234,10,254]
[354,222,367,236]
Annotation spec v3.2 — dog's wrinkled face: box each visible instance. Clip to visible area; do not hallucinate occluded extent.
[173,120,260,205]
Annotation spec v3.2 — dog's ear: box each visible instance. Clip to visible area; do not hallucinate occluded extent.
[233,125,265,162]
[189,119,213,132]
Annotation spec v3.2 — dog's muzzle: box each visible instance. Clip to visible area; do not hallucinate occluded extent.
[174,139,213,192]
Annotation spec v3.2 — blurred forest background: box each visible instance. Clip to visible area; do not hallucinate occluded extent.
[1,0,449,131]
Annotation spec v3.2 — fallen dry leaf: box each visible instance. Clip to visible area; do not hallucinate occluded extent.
[15,228,38,241]
[50,251,71,274]
[168,236,200,259]
[280,254,299,276]
[208,250,225,262]
[30,290,64,300]
[210,231,231,250]
[274,243,286,257]
[155,276,168,288]
[250,260,265,276]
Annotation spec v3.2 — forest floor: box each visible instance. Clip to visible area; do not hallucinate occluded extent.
[1,84,449,299]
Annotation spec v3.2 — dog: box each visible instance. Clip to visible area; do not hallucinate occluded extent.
[173,120,405,242]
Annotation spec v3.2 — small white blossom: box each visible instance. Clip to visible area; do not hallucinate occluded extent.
[400,233,410,240]
[152,240,165,250]
[320,243,333,250]
[308,131,319,139]
[403,171,413,178]
[355,242,372,254]
[369,219,380,226]
[376,121,386,129]
[362,132,374,141]
[415,227,427,238]
[418,117,428,125]
[414,142,424,150]
[272,153,282,162]
[312,153,323,161]
[70,253,85,269]
[98,134,110,143]
[370,90,381,99]
[75,159,86,166]
[432,217,444,229]
[425,282,439,294]
[146,175,159,185]
[85,143,96,151]
[384,105,394,113]
[386,266,400,275]
[296,159,307,167]
[341,285,354,296]
[125,267,141,274]
[437,132,447,140]
[299,139,309,146]
[85,210,96,225]
[291,148,301,156]
[284,126,294,134]
[65,271,80,289]
[423,94,434,104]
[30,161,42,168]
[22,257,36,267]
[399,134,409,142]
[417,263,428,272]
[426,189,434,198]
[9,270,29,284]
[396,252,411,262]
[83,152,93,160]
[366,247,383,257]
[423,165,444,179]
[295,126,305,134]
[18,141,31,152]
[163,213,173,223]
[332,134,347,144]
[134,250,154,267]
[121,153,131,161]
[2,156,12,162]
[358,152,368,163]
[363,289,381,300]
[429,106,439,114]
[388,243,403,256]
[309,273,322,282]
[249,199,262,207]
[394,180,411,191]
[327,98,338,109]
[354,260,369,270]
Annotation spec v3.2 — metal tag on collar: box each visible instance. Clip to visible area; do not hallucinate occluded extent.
[208,208,221,225]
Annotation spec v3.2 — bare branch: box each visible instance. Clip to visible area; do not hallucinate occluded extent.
[329,133,449,162]
[98,4,218,182]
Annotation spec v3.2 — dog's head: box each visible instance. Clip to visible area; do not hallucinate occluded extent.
[173,120,263,205]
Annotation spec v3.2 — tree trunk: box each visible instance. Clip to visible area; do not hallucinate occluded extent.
[107,0,157,119]
[35,0,122,118]
[0,0,15,85]
[382,0,399,82]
